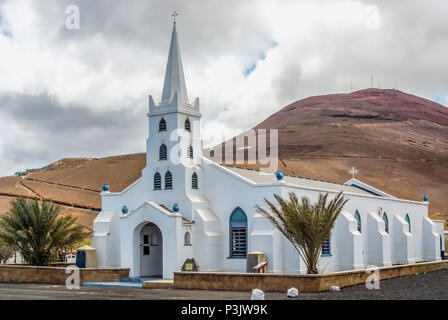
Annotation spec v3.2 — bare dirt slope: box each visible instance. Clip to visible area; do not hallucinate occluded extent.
[0,89,446,229]
[0,154,146,230]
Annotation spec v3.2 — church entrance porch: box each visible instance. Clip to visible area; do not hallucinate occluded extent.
[139,223,163,278]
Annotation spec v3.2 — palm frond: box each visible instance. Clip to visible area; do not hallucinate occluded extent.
[255,191,347,274]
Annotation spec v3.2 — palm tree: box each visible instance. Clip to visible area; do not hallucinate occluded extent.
[0,198,90,266]
[255,192,348,274]
[0,240,14,263]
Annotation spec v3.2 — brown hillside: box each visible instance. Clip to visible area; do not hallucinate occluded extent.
[0,154,146,230]
[0,89,446,229]
[217,88,448,223]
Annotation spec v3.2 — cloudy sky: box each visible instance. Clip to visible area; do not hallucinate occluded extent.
[0,0,446,176]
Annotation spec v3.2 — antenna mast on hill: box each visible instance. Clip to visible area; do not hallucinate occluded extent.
[371,75,374,88]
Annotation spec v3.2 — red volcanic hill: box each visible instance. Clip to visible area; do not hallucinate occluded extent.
[0,88,446,229]
[250,88,448,221]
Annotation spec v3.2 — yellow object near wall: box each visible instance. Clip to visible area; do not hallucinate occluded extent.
[76,245,97,268]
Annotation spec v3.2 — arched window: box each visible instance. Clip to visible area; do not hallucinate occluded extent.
[188,145,193,159]
[165,171,173,189]
[383,213,389,233]
[229,207,247,258]
[405,214,411,233]
[192,172,198,190]
[159,118,167,131]
[185,118,191,132]
[184,232,191,246]
[159,144,167,160]
[354,210,361,233]
[153,172,161,190]
[321,237,331,256]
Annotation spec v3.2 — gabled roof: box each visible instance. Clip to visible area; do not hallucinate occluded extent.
[224,166,373,196]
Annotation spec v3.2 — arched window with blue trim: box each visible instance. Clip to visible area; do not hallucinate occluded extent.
[153,172,161,190]
[354,210,361,233]
[405,214,411,233]
[321,237,331,256]
[229,207,247,258]
[383,213,389,233]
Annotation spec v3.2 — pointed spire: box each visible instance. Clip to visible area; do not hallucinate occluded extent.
[160,21,189,105]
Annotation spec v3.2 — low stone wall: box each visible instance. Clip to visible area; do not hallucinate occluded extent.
[174,260,448,292]
[0,265,129,285]
[50,262,76,267]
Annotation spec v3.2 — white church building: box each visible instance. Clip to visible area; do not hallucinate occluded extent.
[92,21,445,279]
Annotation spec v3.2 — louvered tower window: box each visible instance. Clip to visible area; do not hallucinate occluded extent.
[185,118,191,132]
[154,172,161,190]
[229,208,247,258]
[159,144,167,160]
[188,145,193,159]
[165,171,173,189]
[159,118,167,131]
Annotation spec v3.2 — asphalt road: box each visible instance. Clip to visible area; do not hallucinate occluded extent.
[0,269,447,300]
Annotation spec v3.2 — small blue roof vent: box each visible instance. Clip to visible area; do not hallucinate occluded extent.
[102,183,110,192]
[122,205,128,215]
[173,203,179,212]
[423,194,428,202]
[276,170,284,181]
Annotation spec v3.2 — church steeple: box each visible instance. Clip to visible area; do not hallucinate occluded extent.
[160,20,189,105]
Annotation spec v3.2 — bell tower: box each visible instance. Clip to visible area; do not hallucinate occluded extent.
[142,15,202,221]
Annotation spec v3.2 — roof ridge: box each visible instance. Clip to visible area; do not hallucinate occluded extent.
[223,164,347,186]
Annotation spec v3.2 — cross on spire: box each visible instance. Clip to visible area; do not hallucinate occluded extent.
[349,167,358,179]
[172,11,178,24]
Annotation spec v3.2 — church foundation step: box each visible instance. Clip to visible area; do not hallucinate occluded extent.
[83,282,143,288]
[142,279,174,289]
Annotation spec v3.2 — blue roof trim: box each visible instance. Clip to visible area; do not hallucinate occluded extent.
[350,183,384,197]
[344,178,395,199]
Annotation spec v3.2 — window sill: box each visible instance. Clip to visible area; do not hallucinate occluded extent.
[227,256,247,260]
[321,254,332,257]
[184,244,192,247]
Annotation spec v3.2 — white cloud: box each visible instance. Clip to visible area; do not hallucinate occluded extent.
[0,0,447,176]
